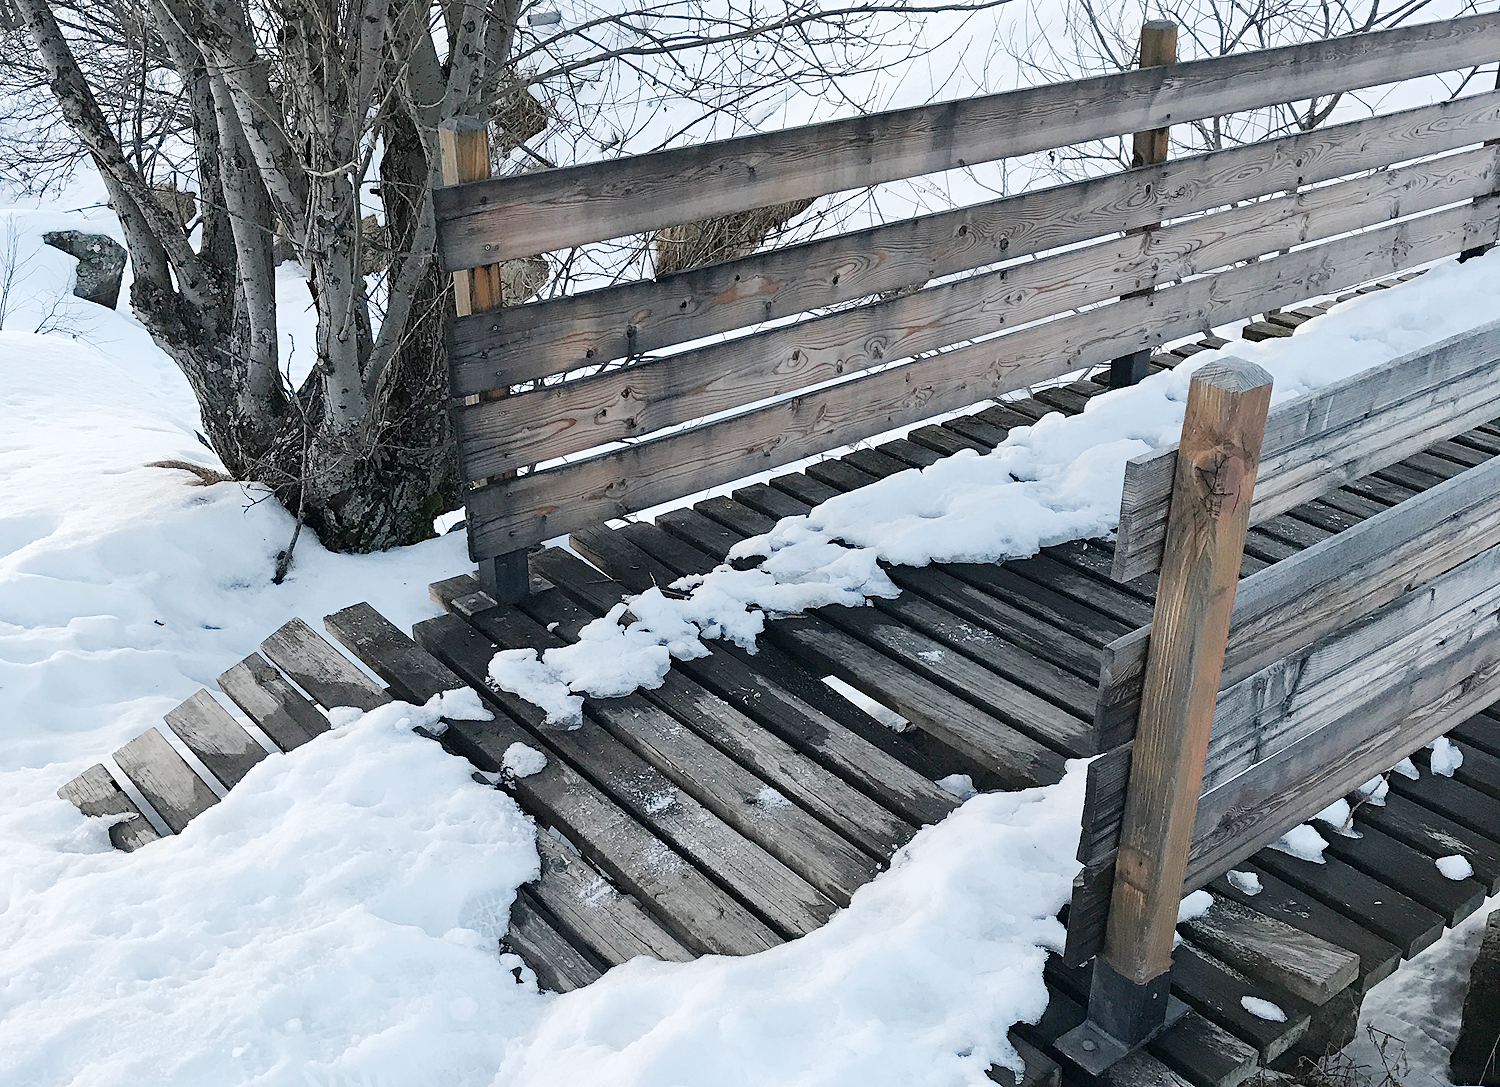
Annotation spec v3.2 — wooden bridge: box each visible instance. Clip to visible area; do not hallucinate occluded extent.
[58,12,1500,1087]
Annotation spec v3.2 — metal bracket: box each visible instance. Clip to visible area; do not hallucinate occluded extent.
[1053,960,1189,1079]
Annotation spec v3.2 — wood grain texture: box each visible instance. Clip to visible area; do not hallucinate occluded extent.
[455,149,1499,480]
[217,652,330,751]
[464,197,1500,558]
[1113,317,1500,580]
[323,602,467,704]
[163,689,269,789]
[1177,895,1359,1005]
[433,13,1500,267]
[1104,359,1273,986]
[448,91,1500,394]
[261,617,391,711]
[505,894,602,992]
[57,763,162,851]
[112,727,219,835]
[438,118,501,318]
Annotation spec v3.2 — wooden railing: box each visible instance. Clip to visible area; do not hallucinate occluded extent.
[435,12,1500,600]
[1057,320,1500,1067]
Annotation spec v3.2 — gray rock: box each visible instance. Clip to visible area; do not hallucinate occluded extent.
[43,231,126,309]
[1452,907,1500,1086]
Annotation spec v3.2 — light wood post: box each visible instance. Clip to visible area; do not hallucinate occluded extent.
[1059,358,1272,1071]
[439,116,530,603]
[1110,20,1179,390]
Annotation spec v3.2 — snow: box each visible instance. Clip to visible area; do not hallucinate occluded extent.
[1429,737,1463,777]
[1435,855,1474,881]
[1226,870,1262,896]
[1393,757,1421,780]
[1357,775,1391,806]
[1241,997,1287,1023]
[1314,798,1360,838]
[938,774,978,801]
[1271,824,1330,864]
[496,767,1089,1087]
[1177,890,1213,923]
[486,250,1500,718]
[504,743,549,779]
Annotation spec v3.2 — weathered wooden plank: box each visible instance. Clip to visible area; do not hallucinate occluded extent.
[521,547,961,828]
[455,149,1499,478]
[1251,848,1444,959]
[434,13,1500,268]
[1357,789,1500,896]
[1105,360,1273,986]
[506,893,603,993]
[1321,821,1487,927]
[57,763,162,851]
[163,689,268,788]
[466,198,1500,558]
[413,612,784,955]
[112,727,219,835]
[1113,317,1500,580]
[1170,943,1313,1063]
[261,617,391,711]
[323,602,466,704]
[446,88,1500,389]
[1208,862,1401,993]
[1178,894,1359,1005]
[529,832,697,966]
[217,652,330,751]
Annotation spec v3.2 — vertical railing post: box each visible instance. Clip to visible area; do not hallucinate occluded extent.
[439,116,530,603]
[1059,358,1273,1074]
[1110,20,1179,390]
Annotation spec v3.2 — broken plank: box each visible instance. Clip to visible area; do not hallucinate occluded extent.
[57,763,162,851]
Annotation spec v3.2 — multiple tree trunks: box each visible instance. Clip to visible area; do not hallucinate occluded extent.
[437,13,1500,568]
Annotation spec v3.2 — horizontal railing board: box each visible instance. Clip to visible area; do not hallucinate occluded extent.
[454,148,1500,482]
[433,13,1500,269]
[1067,544,1500,959]
[447,90,1500,393]
[465,198,1500,558]
[1099,449,1500,736]
[1114,319,1500,581]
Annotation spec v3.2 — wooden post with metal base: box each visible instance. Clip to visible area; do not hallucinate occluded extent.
[1057,358,1274,1075]
[439,116,530,603]
[1110,20,1179,390]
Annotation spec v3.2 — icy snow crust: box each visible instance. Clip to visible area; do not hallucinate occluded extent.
[491,250,1500,719]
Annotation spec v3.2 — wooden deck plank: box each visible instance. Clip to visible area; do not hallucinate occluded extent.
[506,893,603,992]
[1177,895,1359,1005]
[217,652,330,751]
[163,689,268,789]
[1169,943,1314,1063]
[529,832,697,967]
[57,763,162,851]
[1363,785,1500,894]
[324,602,469,705]
[412,612,784,955]
[111,727,219,835]
[420,608,844,935]
[1320,820,1487,926]
[1208,862,1401,993]
[260,618,391,711]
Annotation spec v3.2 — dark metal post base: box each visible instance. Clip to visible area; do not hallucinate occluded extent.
[1110,349,1152,388]
[1054,960,1188,1079]
[478,549,531,604]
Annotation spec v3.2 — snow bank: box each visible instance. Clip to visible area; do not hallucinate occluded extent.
[494,765,1087,1087]
[490,250,1500,717]
[0,704,545,1085]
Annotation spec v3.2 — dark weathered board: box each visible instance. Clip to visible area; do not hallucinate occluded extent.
[163,689,268,788]
[1177,895,1359,1005]
[217,652,330,751]
[1207,863,1402,993]
[1169,943,1314,1063]
[111,727,219,835]
[464,198,1500,559]
[1319,821,1486,926]
[1369,783,1500,893]
[434,13,1500,267]
[446,92,1500,389]
[324,602,467,704]
[57,763,162,851]
[1113,318,1500,580]
[260,617,391,711]
[411,612,784,956]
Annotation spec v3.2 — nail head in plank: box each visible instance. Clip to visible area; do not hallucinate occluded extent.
[112,727,219,835]
[163,689,268,788]
[58,763,162,851]
[260,617,392,711]
[218,652,330,750]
